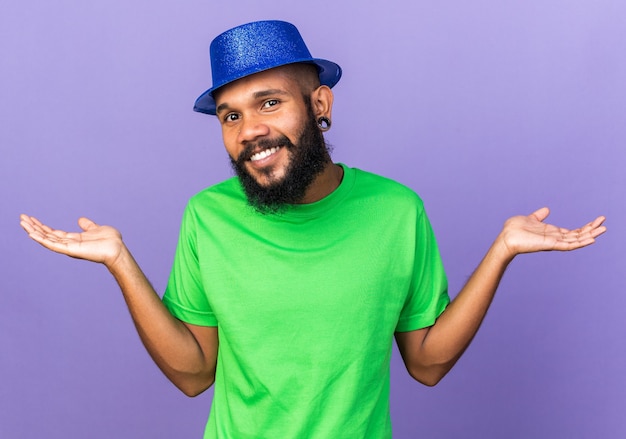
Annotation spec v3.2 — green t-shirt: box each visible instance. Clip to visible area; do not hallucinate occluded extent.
[163,164,449,438]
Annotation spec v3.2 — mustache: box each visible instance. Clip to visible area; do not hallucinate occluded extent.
[237,135,294,163]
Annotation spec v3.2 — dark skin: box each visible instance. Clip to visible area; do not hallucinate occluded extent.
[20,65,607,395]
[214,64,343,203]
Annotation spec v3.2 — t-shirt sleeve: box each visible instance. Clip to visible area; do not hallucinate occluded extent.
[162,202,218,327]
[395,207,450,332]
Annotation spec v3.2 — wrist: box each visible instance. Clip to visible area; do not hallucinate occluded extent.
[490,233,517,265]
[105,243,132,276]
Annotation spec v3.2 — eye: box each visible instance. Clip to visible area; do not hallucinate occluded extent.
[223,113,240,123]
[262,99,279,109]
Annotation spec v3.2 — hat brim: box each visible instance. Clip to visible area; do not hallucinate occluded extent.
[193,59,342,115]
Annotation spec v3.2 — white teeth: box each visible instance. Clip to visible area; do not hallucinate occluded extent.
[250,146,280,162]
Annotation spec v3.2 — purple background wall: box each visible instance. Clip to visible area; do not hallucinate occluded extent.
[2,1,624,437]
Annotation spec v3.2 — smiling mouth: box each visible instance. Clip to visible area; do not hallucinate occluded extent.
[249,146,282,162]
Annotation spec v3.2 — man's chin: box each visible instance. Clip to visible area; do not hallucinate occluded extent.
[245,164,287,187]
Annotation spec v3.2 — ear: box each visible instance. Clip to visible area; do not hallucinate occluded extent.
[310,85,334,121]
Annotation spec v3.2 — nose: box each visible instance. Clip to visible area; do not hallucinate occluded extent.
[236,115,270,144]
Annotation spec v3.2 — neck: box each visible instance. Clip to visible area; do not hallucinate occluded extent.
[299,162,344,204]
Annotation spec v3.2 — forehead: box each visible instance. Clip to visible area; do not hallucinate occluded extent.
[213,66,302,108]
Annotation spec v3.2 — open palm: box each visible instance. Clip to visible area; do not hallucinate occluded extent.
[500,207,606,256]
[20,214,124,267]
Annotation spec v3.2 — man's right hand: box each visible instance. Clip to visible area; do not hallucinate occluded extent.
[20,213,218,395]
[20,215,124,268]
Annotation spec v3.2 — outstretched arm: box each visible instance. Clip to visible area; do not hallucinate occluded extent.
[395,207,606,386]
[20,214,218,396]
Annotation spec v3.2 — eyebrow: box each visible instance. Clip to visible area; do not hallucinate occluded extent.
[215,89,290,115]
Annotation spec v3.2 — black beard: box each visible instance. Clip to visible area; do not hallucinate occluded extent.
[230,102,331,215]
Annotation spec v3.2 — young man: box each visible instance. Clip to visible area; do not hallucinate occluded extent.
[20,20,606,438]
